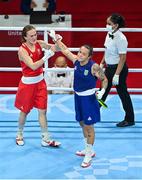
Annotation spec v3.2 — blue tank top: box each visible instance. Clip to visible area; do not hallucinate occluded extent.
[74,60,97,92]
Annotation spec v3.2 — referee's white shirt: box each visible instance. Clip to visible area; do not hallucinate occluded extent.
[104,30,128,65]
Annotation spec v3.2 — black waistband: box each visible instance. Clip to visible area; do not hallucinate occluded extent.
[106,64,118,68]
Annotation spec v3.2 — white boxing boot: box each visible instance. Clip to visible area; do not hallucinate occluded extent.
[41,132,61,147]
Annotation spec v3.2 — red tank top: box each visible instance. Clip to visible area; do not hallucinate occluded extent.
[20,42,43,77]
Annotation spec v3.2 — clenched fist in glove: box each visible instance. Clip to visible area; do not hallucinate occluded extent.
[112,74,119,85]
[95,88,105,99]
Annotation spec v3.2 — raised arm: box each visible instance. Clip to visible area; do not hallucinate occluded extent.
[56,39,77,63]
[37,40,56,51]
[48,30,77,63]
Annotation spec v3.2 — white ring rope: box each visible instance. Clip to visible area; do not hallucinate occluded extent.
[0,27,142,93]
[0,67,142,72]
[1,27,142,32]
[0,67,142,92]
[1,47,142,52]
[0,87,142,92]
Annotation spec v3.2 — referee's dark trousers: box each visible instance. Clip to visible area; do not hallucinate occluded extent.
[102,64,135,123]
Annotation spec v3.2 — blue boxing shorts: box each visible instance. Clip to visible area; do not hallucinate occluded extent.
[74,93,100,125]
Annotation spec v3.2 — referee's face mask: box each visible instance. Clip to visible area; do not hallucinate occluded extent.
[106,24,113,32]
[106,17,118,33]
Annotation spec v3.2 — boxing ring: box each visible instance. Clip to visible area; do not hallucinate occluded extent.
[0,27,142,179]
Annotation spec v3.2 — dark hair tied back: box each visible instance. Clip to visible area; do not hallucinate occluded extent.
[110,13,125,28]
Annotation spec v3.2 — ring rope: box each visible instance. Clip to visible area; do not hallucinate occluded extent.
[1,47,142,52]
[0,66,141,92]
[0,87,142,92]
[1,27,142,32]
[0,67,142,72]
[0,27,142,93]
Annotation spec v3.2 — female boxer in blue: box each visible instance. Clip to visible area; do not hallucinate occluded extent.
[49,31,108,168]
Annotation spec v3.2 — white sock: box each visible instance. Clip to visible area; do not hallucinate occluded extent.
[82,144,93,164]
[41,127,48,138]
[86,143,93,155]
[41,132,50,141]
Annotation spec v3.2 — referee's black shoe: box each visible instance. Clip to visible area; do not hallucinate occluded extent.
[116,120,135,127]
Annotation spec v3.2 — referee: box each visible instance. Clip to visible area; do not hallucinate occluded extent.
[100,13,135,127]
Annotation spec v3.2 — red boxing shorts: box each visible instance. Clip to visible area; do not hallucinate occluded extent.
[15,79,47,113]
